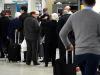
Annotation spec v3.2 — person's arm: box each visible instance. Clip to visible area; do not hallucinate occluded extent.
[33,18,40,33]
[97,16,100,42]
[59,16,73,50]
[97,24,100,42]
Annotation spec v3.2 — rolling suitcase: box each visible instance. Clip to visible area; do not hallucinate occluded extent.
[8,30,21,62]
[53,51,76,75]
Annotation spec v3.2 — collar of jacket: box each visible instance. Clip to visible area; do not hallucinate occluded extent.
[84,6,93,10]
[31,16,37,19]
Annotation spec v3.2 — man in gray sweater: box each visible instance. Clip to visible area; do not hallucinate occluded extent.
[59,0,100,75]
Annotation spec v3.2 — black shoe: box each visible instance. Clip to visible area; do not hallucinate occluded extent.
[45,64,48,67]
[52,62,55,67]
[23,60,26,62]
[26,62,31,65]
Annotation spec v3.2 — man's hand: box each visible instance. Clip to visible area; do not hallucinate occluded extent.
[66,44,74,51]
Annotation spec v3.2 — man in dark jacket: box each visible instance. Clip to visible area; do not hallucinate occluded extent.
[19,5,29,42]
[24,11,40,65]
[0,10,10,58]
[39,8,50,62]
[57,6,75,63]
[19,6,29,62]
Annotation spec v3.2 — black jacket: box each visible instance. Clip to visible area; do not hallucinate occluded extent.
[24,16,40,41]
[0,16,10,39]
[45,20,58,42]
[19,13,29,30]
[8,18,21,41]
[0,16,10,47]
[57,14,75,46]
[19,13,29,42]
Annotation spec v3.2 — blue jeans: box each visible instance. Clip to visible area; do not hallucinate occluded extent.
[75,53,100,75]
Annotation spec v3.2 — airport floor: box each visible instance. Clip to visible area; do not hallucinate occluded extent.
[0,58,82,75]
[0,58,53,75]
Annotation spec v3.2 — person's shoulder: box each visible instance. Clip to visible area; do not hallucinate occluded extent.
[24,16,32,21]
[72,10,82,15]
[64,14,71,18]
[92,10,100,16]
[19,13,29,18]
[68,10,82,19]
[92,11,100,20]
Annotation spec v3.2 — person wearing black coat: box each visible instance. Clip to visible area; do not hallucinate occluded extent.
[19,6,29,42]
[8,18,21,42]
[39,8,50,62]
[42,13,58,67]
[19,6,29,62]
[24,11,40,65]
[0,10,10,58]
[57,6,75,63]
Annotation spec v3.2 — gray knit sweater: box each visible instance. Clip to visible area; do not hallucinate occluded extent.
[59,9,100,55]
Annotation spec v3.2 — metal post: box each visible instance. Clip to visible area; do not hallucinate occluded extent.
[78,0,81,10]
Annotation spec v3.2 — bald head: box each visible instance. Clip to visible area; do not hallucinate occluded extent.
[64,6,71,11]
[63,6,72,14]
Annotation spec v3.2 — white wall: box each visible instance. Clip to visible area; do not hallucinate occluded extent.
[42,0,46,9]
[0,0,4,12]
[4,0,13,3]
[28,0,36,13]
[93,0,100,13]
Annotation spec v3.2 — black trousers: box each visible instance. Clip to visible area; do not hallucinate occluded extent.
[44,42,56,66]
[26,39,38,64]
[58,41,66,63]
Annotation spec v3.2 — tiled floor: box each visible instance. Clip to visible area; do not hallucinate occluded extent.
[0,59,53,75]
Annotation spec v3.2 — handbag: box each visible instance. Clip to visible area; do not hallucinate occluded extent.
[21,38,27,52]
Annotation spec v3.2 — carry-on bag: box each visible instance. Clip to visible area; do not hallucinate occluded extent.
[53,51,76,75]
[8,29,21,62]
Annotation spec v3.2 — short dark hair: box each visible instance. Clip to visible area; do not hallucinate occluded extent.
[21,5,27,12]
[30,11,36,15]
[83,0,96,6]
[43,8,48,13]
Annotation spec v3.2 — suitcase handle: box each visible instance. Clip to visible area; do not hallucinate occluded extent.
[15,29,20,44]
[15,29,17,44]
[66,50,74,64]
[18,31,20,44]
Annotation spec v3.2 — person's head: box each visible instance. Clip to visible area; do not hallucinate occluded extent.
[64,6,71,12]
[5,10,11,17]
[30,11,39,18]
[51,13,59,21]
[20,6,27,14]
[43,8,48,14]
[83,0,96,7]
[63,6,72,14]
